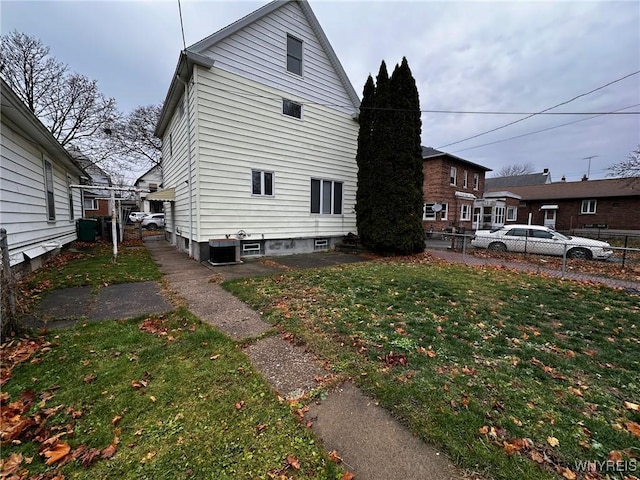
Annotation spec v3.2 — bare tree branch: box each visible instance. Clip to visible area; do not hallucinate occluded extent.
[607,146,640,179]
[495,162,535,177]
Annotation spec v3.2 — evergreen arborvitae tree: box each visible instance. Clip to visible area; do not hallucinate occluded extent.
[355,75,376,246]
[355,58,425,255]
[389,57,425,254]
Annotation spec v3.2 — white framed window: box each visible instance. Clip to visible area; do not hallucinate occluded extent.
[440,203,448,221]
[251,170,274,196]
[84,198,98,210]
[450,167,457,186]
[44,159,55,221]
[314,238,329,250]
[283,99,302,119]
[581,199,597,214]
[473,207,481,227]
[460,203,471,221]
[286,34,303,76]
[495,206,505,225]
[311,179,342,215]
[473,173,479,190]
[463,170,468,188]
[67,175,74,221]
[423,203,436,221]
[242,241,264,256]
[506,206,517,221]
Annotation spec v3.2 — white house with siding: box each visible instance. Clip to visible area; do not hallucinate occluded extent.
[153,0,360,262]
[0,79,86,274]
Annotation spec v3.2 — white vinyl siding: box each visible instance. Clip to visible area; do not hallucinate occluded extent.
[0,119,82,266]
[187,66,357,240]
[199,2,354,115]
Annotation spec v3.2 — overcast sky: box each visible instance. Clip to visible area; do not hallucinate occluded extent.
[2,0,639,182]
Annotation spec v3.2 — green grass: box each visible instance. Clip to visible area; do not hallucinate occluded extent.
[2,311,342,479]
[225,258,640,480]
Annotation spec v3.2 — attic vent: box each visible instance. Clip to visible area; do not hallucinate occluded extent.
[209,239,241,265]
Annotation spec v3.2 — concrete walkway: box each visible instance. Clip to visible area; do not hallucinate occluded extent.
[144,239,457,480]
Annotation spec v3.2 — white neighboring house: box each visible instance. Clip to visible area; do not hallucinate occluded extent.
[0,79,86,275]
[134,164,163,213]
[153,0,360,262]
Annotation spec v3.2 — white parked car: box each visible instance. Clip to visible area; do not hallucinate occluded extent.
[129,212,149,223]
[141,213,165,230]
[471,225,613,260]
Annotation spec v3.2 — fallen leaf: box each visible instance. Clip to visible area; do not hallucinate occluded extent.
[608,450,623,462]
[568,386,583,397]
[623,401,640,412]
[234,401,245,410]
[328,450,342,463]
[1,452,23,476]
[286,455,300,470]
[43,441,71,465]
[101,444,117,459]
[547,436,560,447]
[559,466,577,479]
[111,415,122,427]
[83,374,96,383]
[625,422,640,438]
[341,472,356,480]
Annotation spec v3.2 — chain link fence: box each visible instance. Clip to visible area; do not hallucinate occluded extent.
[426,231,640,283]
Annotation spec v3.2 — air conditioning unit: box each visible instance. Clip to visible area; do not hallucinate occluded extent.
[208,239,241,265]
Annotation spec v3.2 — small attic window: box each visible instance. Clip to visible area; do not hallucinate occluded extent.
[286,34,302,75]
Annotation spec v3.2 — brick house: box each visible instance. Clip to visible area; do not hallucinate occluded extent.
[486,177,640,231]
[421,147,491,233]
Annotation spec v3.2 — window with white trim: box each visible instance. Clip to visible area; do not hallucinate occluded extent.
[67,175,74,221]
[450,167,457,186]
[44,160,55,221]
[473,173,479,190]
[581,199,597,214]
[440,203,448,221]
[506,206,517,221]
[423,203,436,221]
[311,179,342,214]
[252,170,274,196]
[84,198,98,210]
[495,206,505,225]
[460,203,471,221]
[242,241,264,256]
[463,170,468,188]
[286,34,303,75]
[283,99,302,119]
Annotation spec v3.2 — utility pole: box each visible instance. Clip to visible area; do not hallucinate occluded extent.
[583,155,598,179]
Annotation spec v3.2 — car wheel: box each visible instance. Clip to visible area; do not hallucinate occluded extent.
[146,223,157,231]
[567,248,592,260]
[488,242,507,252]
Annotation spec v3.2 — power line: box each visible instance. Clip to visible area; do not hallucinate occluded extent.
[451,104,640,153]
[438,70,640,149]
[177,0,187,50]
[206,86,640,115]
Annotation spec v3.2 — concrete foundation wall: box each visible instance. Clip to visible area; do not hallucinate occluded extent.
[171,233,343,262]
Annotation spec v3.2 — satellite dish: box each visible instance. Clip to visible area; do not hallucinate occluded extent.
[432,203,443,212]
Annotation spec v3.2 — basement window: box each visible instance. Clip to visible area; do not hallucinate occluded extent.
[242,241,264,256]
[314,238,329,250]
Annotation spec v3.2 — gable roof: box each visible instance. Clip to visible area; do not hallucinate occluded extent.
[134,164,162,186]
[155,0,360,137]
[421,146,492,172]
[485,172,551,189]
[1,78,86,178]
[486,178,640,200]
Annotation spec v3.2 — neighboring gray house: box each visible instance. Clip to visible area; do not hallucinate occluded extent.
[69,148,114,217]
[0,79,86,274]
[485,169,552,190]
[154,0,360,262]
[134,164,163,213]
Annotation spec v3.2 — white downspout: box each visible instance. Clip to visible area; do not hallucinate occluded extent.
[176,72,193,258]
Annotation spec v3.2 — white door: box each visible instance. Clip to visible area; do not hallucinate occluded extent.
[543,209,556,228]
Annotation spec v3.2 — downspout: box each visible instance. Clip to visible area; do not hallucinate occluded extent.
[175,73,193,258]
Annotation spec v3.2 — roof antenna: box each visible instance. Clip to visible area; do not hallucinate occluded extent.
[583,155,597,180]
[177,0,187,50]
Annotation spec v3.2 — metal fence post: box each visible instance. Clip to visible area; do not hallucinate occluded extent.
[561,242,567,276]
[622,235,628,269]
